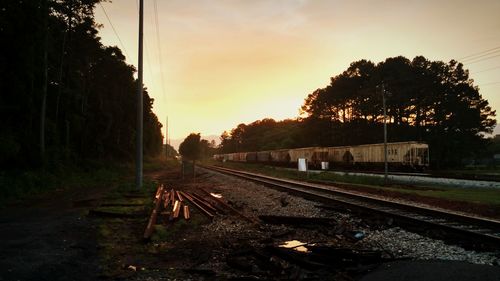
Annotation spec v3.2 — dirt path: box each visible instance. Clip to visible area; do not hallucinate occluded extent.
[0,166,174,281]
[0,184,110,280]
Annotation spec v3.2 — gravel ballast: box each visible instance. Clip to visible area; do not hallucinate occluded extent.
[198,167,500,266]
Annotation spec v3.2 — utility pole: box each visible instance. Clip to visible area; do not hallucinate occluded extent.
[381,83,388,185]
[136,0,144,189]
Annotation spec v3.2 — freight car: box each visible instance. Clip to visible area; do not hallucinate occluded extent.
[270,149,291,165]
[325,141,429,170]
[214,141,429,170]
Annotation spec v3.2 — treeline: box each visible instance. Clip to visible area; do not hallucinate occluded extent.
[179,133,217,161]
[219,119,304,153]
[219,56,497,168]
[0,0,163,170]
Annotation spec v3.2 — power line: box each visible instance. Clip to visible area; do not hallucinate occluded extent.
[153,0,167,101]
[459,46,500,61]
[472,65,500,74]
[99,3,130,59]
[461,49,500,63]
[481,81,500,86]
[464,53,500,65]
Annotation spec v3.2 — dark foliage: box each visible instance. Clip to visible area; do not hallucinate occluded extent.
[0,0,163,170]
[179,133,216,160]
[218,56,496,168]
[219,118,304,153]
[179,133,201,161]
[165,143,179,158]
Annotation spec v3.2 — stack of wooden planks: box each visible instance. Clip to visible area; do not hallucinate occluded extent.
[143,184,229,240]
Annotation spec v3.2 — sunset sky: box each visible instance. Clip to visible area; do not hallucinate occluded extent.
[94,0,500,141]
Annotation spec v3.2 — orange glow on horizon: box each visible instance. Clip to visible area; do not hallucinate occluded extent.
[95,1,500,141]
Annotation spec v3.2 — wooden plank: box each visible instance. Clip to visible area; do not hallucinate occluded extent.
[197,188,258,224]
[163,191,171,209]
[144,185,165,240]
[170,188,175,203]
[188,192,217,213]
[154,184,164,202]
[176,190,184,202]
[179,191,214,220]
[190,192,226,214]
[173,200,181,219]
[183,205,190,220]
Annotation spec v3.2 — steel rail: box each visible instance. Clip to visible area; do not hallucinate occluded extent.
[202,165,500,250]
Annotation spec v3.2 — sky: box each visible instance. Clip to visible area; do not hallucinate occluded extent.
[94,0,500,141]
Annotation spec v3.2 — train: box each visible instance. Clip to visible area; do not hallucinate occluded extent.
[213,141,430,170]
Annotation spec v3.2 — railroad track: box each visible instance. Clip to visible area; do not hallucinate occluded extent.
[325,169,500,182]
[271,166,500,184]
[203,165,500,251]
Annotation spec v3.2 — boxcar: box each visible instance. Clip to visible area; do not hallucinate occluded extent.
[234,152,248,162]
[270,149,291,165]
[246,152,257,162]
[257,151,271,162]
[289,147,316,167]
[215,141,429,170]
[327,141,429,169]
[326,146,353,166]
[312,147,329,166]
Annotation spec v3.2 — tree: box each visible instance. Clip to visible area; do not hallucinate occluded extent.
[218,56,496,168]
[301,56,496,167]
[217,118,304,153]
[165,143,178,158]
[0,0,164,169]
[179,133,201,161]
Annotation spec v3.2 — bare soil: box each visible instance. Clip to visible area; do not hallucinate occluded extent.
[0,182,109,280]
[1,164,498,281]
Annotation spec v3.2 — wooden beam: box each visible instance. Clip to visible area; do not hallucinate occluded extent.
[179,191,214,220]
[144,185,164,239]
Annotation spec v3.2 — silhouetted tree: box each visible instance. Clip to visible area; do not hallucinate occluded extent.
[0,0,163,169]
[179,133,201,161]
[218,56,496,168]
[301,56,496,167]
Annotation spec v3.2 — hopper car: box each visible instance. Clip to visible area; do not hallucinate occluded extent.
[214,141,429,170]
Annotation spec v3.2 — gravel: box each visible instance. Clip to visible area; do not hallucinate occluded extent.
[202,169,324,218]
[198,168,500,266]
[359,227,499,265]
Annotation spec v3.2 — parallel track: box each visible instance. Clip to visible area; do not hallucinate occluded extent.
[203,165,500,251]
[252,166,500,183]
[324,168,500,182]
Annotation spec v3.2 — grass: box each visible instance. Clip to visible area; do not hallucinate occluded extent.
[381,186,500,206]
[93,161,165,278]
[0,161,128,207]
[150,218,196,242]
[93,158,209,278]
[440,168,500,176]
[313,171,387,186]
[92,205,145,214]
[208,160,386,186]
[105,178,158,199]
[1,157,183,277]
[210,160,500,207]
[0,157,180,208]
[144,156,180,171]
[102,198,148,205]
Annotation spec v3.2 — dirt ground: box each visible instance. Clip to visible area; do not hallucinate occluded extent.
[1,164,499,281]
[0,182,108,280]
